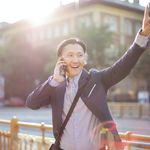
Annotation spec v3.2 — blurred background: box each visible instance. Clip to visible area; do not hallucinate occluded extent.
[0,0,150,106]
[0,0,150,145]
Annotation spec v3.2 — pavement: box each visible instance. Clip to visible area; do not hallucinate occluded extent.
[0,106,150,136]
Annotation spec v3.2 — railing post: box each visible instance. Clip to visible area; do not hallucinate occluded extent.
[10,116,19,150]
[41,122,45,144]
[125,131,133,150]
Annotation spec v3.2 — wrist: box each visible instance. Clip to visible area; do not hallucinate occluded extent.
[140,29,149,36]
[53,75,65,82]
[134,29,149,48]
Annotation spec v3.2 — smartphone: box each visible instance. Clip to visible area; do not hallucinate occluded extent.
[60,58,67,77]
[60,65,67,77]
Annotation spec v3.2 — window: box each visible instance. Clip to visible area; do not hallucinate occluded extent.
[53,25,61,37]
[47,28,53,39]
[62,21,69,36]
[103,14,118,32]
[93,12,100,27]
[124,19,133,35]
[135,21,142,33]
[76,14,92,28]
[26,31,38,43]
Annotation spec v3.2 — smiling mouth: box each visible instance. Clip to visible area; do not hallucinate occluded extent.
[71,66,80,68]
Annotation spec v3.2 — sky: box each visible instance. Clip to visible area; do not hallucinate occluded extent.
[0,0,149,24]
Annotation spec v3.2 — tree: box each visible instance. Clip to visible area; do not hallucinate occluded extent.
[0,34,50,99]
[133,46,150,90]
[72,25,113,69]
[0,25,114,99]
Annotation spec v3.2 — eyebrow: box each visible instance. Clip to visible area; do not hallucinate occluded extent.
[66,51,84,54]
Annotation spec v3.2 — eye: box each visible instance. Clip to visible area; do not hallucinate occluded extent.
[78,53,83,57]
[67,54,73,57]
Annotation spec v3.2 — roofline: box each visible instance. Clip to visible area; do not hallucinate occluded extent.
[55,0,144,14]
[100,0,144,13]
[0,0,144,31]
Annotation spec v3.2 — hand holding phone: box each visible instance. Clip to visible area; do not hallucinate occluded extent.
[53,57,67,82]
[60,64,67,77]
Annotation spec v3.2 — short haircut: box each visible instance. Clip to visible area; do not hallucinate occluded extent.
[57,38,86,57]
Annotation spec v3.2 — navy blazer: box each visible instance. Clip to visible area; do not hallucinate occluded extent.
[26,43,146,140]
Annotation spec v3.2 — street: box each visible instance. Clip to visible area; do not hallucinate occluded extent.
[0,106,150,136]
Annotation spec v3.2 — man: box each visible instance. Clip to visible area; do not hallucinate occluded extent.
[26,5,150,150]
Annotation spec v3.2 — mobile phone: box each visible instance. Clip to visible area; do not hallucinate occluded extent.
[60,65,67,77]
[60,58,67,77]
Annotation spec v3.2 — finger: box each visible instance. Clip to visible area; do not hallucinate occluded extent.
[144,3,149,19]
[57,58,65,63]
[58,60,65,63]
[59,57,65,61]
[57,61,66,66]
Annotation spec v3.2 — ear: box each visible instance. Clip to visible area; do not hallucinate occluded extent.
[84,53,88,65]
[84,60,87,65]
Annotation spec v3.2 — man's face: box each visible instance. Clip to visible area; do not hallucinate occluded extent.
[61,43,87,78]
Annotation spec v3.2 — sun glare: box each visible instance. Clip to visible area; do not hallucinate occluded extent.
[22,0,59,26]
[0,0,148,24]
[0,0,61,24]
[25,0,76,25]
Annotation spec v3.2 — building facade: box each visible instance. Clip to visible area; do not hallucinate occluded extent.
[0,0,146,101]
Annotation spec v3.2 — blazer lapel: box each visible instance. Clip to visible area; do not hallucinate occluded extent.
[55,69,89,125]
[78,69,89,89]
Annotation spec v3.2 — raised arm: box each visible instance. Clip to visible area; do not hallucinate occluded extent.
[101,4,150,89]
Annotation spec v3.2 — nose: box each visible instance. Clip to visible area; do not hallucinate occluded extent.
[72,56,79,63]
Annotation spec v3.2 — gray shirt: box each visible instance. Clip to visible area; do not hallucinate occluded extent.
[60,71,101,150]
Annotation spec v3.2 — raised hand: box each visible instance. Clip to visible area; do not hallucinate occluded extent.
[141,3,150,36]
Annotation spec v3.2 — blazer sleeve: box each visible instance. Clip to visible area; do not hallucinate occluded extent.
[26,76,55,109]
[100,43,146,89]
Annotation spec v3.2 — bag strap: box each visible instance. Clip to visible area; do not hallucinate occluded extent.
[54,72,91,147]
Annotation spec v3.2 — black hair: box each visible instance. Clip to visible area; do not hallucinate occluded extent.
[57,38,86,57]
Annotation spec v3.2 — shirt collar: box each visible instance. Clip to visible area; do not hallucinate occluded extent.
[67,70,82,86]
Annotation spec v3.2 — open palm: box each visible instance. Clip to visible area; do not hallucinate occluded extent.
[142,4,150,36]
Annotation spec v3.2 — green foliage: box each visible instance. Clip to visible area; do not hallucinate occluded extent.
[0,35,50,99]
[72,25,113,69]
[133,46,150,89]
[0,25,113,99]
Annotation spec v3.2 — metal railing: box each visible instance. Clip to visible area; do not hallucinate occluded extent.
[0,116,150,150]
[108,102,150,119]
[0,117,53,150]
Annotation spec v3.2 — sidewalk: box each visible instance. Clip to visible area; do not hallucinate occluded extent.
[0,106,150,136]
